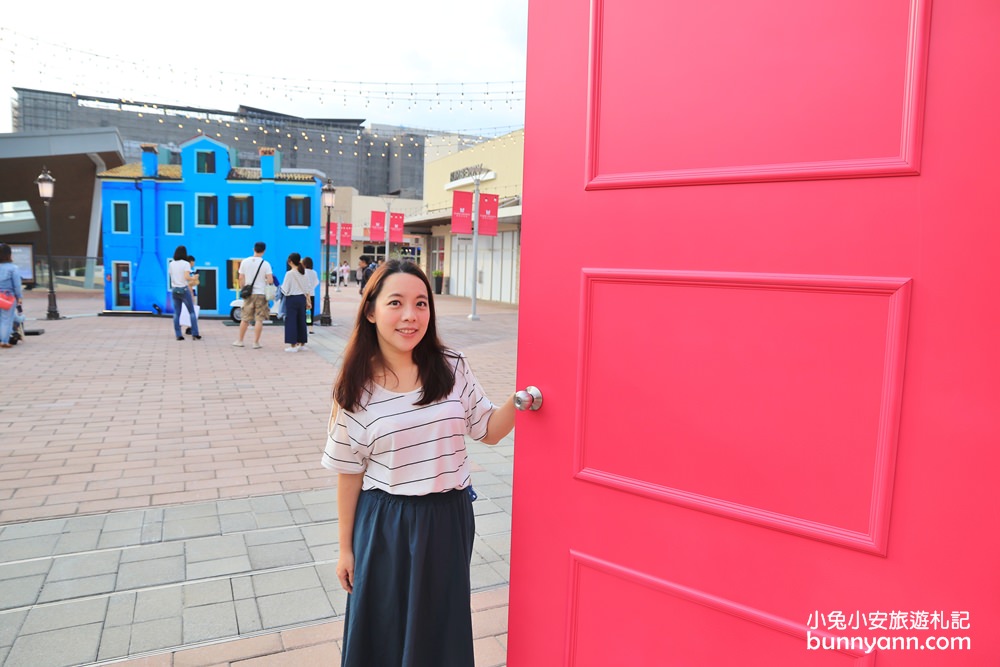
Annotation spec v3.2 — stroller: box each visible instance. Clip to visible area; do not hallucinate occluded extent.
[7,304,26,345]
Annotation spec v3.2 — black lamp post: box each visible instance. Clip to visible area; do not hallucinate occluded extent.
[35,166,60,320]
[320,180,336,326]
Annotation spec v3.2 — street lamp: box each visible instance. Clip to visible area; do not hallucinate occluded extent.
[320,180,336,326]
[35,166,59,320]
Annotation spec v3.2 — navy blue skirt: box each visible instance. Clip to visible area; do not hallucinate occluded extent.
[342,488,476,667]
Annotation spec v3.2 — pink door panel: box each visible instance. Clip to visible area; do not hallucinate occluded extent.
[511,0,1000,664]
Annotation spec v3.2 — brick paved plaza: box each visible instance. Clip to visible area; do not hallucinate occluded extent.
[0,286,518,666]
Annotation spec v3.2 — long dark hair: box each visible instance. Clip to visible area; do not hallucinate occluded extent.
[173,245,188,261]
[287,252,305,274]
[334,260,455,411]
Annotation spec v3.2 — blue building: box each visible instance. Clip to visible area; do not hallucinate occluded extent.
[98,137,321,315]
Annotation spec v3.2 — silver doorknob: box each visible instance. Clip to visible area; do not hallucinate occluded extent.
[514,386,543,411]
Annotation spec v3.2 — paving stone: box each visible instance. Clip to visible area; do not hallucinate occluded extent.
[0,609,27,646]
[0,535,60,562]
[257,588,334,629]
[475,483,513,499]
[130,617,183,654]
[235,598,263,634]
[480,532,511,558]
[309,543,337,562]
[472,498,504,516]
[135,587,183,623]
[474,512,511,537]
[0,519,67,540]
[249,496,289,514]
[220,512,257,534]
[243,526,302,547]
[300,524,336,548]
[98,528,142,549]
[231,576,255,600]
[117,556,186,590]
[252,566,322,597]
[103,510,144,532]
[164,503,219,521]
[141,521,164,544]
[291,508,313,524]
[217,498,253,515]
[186,534,248,563]
[0,558,52,581]
[255,510,296,529]
[5,621,102,667]
[63,514,106,532]
[297,489,337,507]
[470,562,507,590]
[325,586,349,616]
[247,539,312,570]
[47,550,121,581]
[186,555,252,580]
[37,573,118,603]
[184,579,233,607]
[303,503,337,522]
[105,592,137,627]
[53,529,102,555]
[163,516,221,541]
[97,624,131,661]
[21,596,108,634]
[120,541,185,563]
[0,575,45,611]
[183,601,238,643]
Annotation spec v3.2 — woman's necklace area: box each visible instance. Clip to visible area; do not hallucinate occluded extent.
[376,363,421,393]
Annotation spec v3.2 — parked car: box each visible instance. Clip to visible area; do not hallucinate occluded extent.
[228,297,280,323]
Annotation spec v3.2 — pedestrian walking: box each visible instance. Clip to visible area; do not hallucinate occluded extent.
[321,259,516,666]
[0,243,23,349]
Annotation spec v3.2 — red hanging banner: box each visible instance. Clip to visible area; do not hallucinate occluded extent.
[339,222,353,246]
[451,190,473,234]
[478,193,499,237]
[389,212,405,242]
[370,210,385,242]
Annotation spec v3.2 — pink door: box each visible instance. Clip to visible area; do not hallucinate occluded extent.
[509,0,1000,664]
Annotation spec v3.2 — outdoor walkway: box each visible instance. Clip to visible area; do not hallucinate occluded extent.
[0,284,518,666]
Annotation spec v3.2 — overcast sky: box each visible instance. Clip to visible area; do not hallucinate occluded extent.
[0,0,528,136]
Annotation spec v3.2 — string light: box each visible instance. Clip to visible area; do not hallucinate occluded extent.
[1,27,526,128]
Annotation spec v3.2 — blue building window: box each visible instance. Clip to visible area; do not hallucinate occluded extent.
[113,202,130,233]
[166,203,183,235]
[229,196,254,227]
[286,196,311,227]
[196,151,216,174]
[197,195,218,227]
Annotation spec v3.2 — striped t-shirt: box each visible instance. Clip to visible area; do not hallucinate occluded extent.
[321,352,496,495]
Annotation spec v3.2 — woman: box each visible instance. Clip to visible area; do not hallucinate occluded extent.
[280,252,310,352]
[301,256,320,333]
[321,260,516,666]
[168,245,201,341]
[0,243,23,349]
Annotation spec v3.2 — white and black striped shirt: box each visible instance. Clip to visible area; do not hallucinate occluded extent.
[321,352,496,495]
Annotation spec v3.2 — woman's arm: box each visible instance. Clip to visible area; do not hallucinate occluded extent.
[336,472,365,592]
[482,394,516,445]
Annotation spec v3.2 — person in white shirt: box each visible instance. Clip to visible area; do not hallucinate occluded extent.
[339,261,351,286]
[280,252,311,352]
[321,260,516,666]
[301,256,320,333]
[168,245,200,341]
[233,241,272,349]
